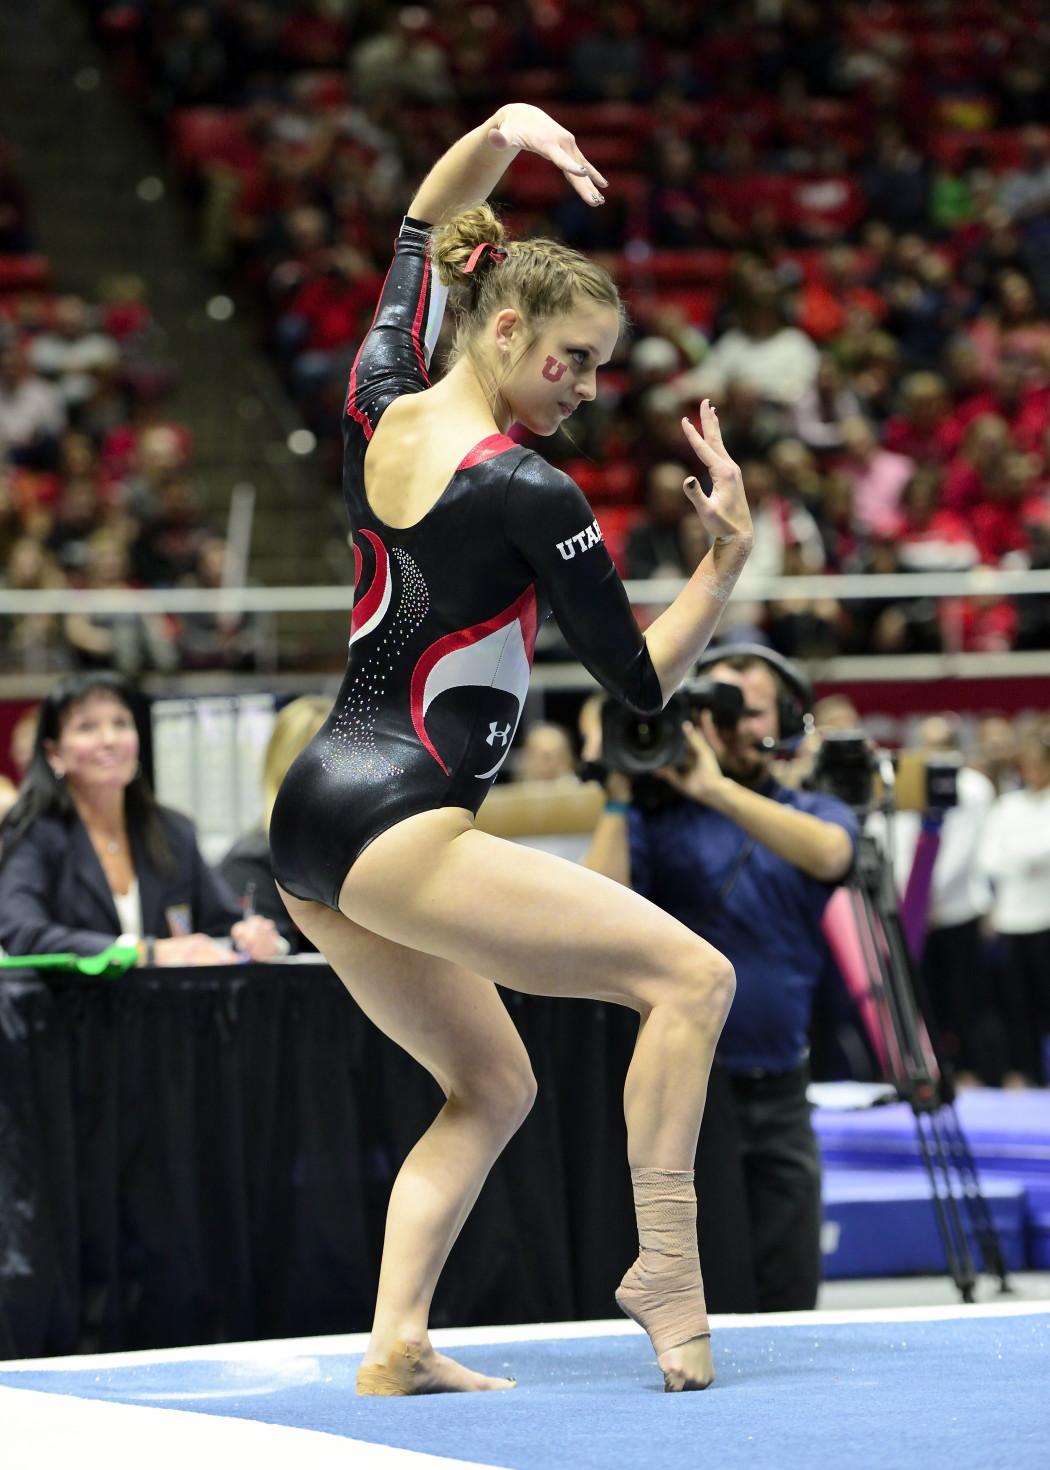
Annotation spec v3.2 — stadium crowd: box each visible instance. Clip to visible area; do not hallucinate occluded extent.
[77,0,1050,658]
[0,151,257,673]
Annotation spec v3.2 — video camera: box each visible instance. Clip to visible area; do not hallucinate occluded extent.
[597,643,813,779]
[806,730,961,817]
[600,677,745,777]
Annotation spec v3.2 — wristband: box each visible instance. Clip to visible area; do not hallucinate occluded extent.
[604,801,631,815]
[143,935,156,967]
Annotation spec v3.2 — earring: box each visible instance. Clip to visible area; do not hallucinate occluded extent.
[52,765,65,780]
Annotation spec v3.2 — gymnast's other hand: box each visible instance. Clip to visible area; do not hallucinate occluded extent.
[230,914,285,962]
[680,401,753,548]
[154,933,238,967]
[488,104,608,206]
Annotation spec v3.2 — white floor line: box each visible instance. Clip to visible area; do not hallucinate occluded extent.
[1,1386,500,1470]
[2,1299,1047,1376]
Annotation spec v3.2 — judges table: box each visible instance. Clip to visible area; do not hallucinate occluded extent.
[0,960,661,1360]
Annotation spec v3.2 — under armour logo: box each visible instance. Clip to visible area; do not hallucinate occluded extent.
[541,356,567,382]
[486,722,512,748]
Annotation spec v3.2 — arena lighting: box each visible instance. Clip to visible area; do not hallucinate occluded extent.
[206,295,235,321]
[136,176,164,202]
[288,429,317,456]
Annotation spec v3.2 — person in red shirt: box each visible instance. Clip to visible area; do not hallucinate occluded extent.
[882,371,963,464]
[941,413,1013,515]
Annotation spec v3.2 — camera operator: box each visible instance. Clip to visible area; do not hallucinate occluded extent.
[583,647,858,1312]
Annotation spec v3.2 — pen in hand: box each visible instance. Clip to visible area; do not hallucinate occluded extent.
[236,882,257,962]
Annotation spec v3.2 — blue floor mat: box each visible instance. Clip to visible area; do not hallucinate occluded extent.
[3,1315,1049,1470]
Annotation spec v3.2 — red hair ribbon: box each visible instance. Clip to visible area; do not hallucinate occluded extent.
[462,241,508,274]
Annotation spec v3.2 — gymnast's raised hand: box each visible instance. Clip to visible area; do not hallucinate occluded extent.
[487,103,609,206]
[680,400,753,548]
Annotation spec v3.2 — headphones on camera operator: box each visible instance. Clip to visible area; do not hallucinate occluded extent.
[691,643,814,745]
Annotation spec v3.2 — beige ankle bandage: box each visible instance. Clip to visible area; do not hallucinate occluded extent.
[615,1166,710,1356]
[356,1340,423,1396]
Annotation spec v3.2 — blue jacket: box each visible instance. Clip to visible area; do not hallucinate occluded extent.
[0,807,240,956]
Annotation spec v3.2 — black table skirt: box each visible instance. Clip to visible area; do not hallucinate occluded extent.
[0,963,752,1359]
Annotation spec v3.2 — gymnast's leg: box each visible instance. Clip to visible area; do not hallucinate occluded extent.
[337,808,736,1392]
[278,888,534,1395]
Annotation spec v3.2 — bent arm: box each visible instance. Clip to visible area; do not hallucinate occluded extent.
[505,456,663,714]
[642,537,751,702]
[410,104,605,225]
[643,401,753,700]
[706,783,855,882]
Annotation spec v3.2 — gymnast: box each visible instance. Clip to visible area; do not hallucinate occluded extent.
[270,103,753,1395]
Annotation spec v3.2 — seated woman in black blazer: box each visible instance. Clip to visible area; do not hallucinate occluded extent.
[0,670,283,965]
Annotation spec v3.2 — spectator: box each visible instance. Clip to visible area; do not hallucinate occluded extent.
[794,247,886,346]
[218,693,331,950]
[0,340,66,471]
[766,544,843,660]
[893,467,978,572]
[0,670,284,963]
[646,136,708,248]
[624,461,693,581]
[8,703,37,781]
[998,127,1050,232]
[837,415,914,534]
[710,379,785,465]
[675,267,820,407]
[877,716,998,1084]
[940,413,1013,516]
[64,530,178,677]
[882,371,961,464]
[0,535,67,673]
[516,721,576,784]
[791,355,862,455]
[568,7,648,102]
[130,475,209,586]
[177,534,265,671]
[980,725,1050,1087]
[972,715,1020,795]
[350,7,454,106]
[26,294,120,410]
[968,270,1050,378]
[859,125,931,234]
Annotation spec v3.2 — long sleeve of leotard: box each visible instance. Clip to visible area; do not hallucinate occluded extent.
[344,215,448,438]
[505,452,664,715]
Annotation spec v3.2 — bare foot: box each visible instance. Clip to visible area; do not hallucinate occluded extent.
[657,1335,714,1393]
[356,1338,516,1396]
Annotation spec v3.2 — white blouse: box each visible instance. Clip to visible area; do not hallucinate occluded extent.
[113,879,144,942]
[980,785,1050,935]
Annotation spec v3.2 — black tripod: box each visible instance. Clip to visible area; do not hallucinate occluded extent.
[844,817,1010,1302]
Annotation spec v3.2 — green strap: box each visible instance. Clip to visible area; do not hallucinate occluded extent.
[0,943,139,977]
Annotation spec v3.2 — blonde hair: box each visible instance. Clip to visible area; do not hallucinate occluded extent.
[261,695,331,829]
[430,203,625,380]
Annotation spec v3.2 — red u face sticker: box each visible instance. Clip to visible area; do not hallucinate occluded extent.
[541,356,568,382]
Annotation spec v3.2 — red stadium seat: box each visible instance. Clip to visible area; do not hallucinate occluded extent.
[928,130,1026,172]
[594,505,644,573]
[290,70,348,109]
[168,109,259,177]
[0,255,51,293]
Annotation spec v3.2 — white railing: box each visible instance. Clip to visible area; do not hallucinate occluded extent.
[3,566,1050,616]
[1,570,1048,692]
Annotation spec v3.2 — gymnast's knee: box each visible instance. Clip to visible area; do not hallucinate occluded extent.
[452,1058,538,1136]
[678,946,736,1031]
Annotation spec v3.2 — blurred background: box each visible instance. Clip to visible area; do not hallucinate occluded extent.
[0,1,1048,780]
[2,0,1050,1360]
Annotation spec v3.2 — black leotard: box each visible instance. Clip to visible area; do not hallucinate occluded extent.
[270,216,663,909]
